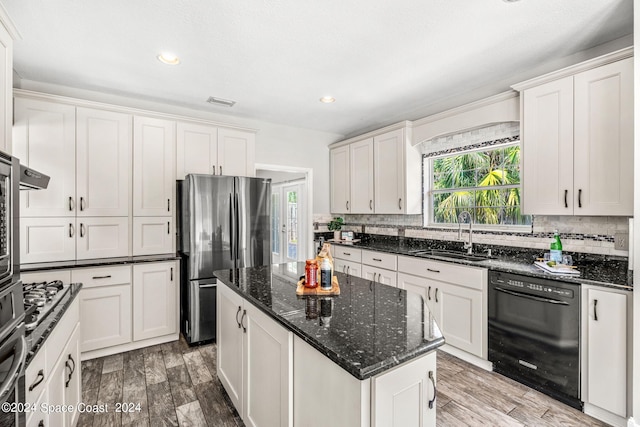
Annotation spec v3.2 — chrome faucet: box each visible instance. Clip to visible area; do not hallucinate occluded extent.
[457,211,473,254]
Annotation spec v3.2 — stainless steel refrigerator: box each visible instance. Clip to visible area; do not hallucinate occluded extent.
[177,174,271,344]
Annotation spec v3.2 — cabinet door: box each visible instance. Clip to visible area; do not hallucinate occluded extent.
[76,107,132,216]
[0,22,11,155]
[374,129,405,214]
[437,281,483,358]
[334,258,361,278]
[521,76,574,215]
[574,58,633,216]
[176,122,218,179]
[76,217,129,260]
[349,138,374,214]
[132,261,178,341]
[244,302,292,427]
[361,264,397,287]
[133,116,176,216]
[63,324,82,427]
[47,352,66,427]
[13,98,76,217]
[217,284,245,415]
[330,145,350,213]
[218,128,255,177]
[79,283,132,351]
[132,217,174,256]
[20,217,76,263]
[372,351,436,427]
[585,288,627,417]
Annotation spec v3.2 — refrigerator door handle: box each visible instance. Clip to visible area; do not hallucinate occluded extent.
[235,193,240,262]
[229,192,234,263]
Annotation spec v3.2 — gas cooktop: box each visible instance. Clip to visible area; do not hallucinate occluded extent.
[23,280,71,332]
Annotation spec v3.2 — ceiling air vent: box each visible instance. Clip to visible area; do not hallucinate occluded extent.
[206,96,236,107]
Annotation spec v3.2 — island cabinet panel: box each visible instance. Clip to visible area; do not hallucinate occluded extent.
[372,351,437,427]
[217,284,293,427]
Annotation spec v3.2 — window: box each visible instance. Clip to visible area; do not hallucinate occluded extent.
[424,142,532,228]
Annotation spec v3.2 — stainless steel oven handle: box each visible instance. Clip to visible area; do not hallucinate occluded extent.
[494,286,569,305]
[0,333,26,403]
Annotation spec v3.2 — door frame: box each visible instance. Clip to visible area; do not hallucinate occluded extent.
[255,163,313,260]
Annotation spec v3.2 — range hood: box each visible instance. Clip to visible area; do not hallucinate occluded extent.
[19,164,50,190]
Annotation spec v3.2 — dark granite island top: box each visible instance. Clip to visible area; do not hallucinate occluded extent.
[214,262,444,380]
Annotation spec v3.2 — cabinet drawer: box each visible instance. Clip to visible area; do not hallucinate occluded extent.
[21,269,71,285]
[45,297,79,375]
[25,346,47,407]
[333,246,361,262]
[397,256,485,291]
[362,250,397,270]
[71,265,132,288]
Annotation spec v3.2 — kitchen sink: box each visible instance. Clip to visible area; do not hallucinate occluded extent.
[411,249,490,263]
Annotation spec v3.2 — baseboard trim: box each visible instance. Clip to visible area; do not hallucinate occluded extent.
[81,333,179,360]
[439,344,492,371]
[583,403,627,427]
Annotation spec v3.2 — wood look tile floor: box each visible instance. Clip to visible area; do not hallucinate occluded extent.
[78,337,610,427]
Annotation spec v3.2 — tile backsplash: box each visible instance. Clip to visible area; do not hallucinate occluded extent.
[314,213,630,257]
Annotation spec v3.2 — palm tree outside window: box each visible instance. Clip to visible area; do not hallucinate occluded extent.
[425,142,532,228]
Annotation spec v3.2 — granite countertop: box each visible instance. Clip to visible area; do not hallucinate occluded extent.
[25,283,82,367]
[330,237,632,291]
[214,262,445,380]
[21,254,180,273]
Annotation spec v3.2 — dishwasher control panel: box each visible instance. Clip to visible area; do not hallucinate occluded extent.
[490,272,575,299]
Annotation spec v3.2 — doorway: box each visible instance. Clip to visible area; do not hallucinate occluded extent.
[255,165,313,264]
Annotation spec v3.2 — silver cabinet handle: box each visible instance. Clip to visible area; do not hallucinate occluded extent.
[428,371,437,409]
[369,200,373,210]
[92,275,111,279]
[399,198,402,210]
[80,223,85,237]
[68,223,74,238]
[80,197,85,211]
[68,197,74,211]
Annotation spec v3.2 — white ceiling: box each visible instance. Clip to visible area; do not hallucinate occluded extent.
[2,0,633,137]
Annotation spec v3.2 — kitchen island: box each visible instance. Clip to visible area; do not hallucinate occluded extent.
[214,262,444,427]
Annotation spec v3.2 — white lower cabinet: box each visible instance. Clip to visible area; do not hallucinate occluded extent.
[334,258,361,278]
[581,285,631,424]
[398,256,487,359]
[217,284,293,427]
[74,266,132,352]
[25,297,81,427]
[361,264,397,287]
[132,261,178,341]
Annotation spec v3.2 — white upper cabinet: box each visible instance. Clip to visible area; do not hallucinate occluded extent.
[349,138,374,214]
[133,116,176,216]
[573,58,633,216]
[177,123,256,179]
[217,128,256,177]
[13,98,76,217]
[177,122,218,179]
[329,122,421,215]
[330,145,350,213]
[516,50,633,216]
[76,107,132,217]
[374,129,405,214]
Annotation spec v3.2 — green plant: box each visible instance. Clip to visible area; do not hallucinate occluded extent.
[327,217,344,231]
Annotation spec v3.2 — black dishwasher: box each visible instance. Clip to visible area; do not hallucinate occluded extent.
[488,271,581,409]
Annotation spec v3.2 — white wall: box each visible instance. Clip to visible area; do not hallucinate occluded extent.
[633,3,639,425]
[14,79,342,217]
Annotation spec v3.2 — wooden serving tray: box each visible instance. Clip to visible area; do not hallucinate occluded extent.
[296,276,340,296]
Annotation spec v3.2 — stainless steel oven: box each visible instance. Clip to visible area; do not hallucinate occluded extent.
[0,153,17,290]
[0,315,26,427]
[488,271,581,409]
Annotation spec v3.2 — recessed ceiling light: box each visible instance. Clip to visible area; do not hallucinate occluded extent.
[207,96,236,107]
[320,96,335,103]
[157,52,180,65]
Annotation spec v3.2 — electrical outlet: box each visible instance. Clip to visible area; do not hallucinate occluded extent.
[614,233,629,251]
